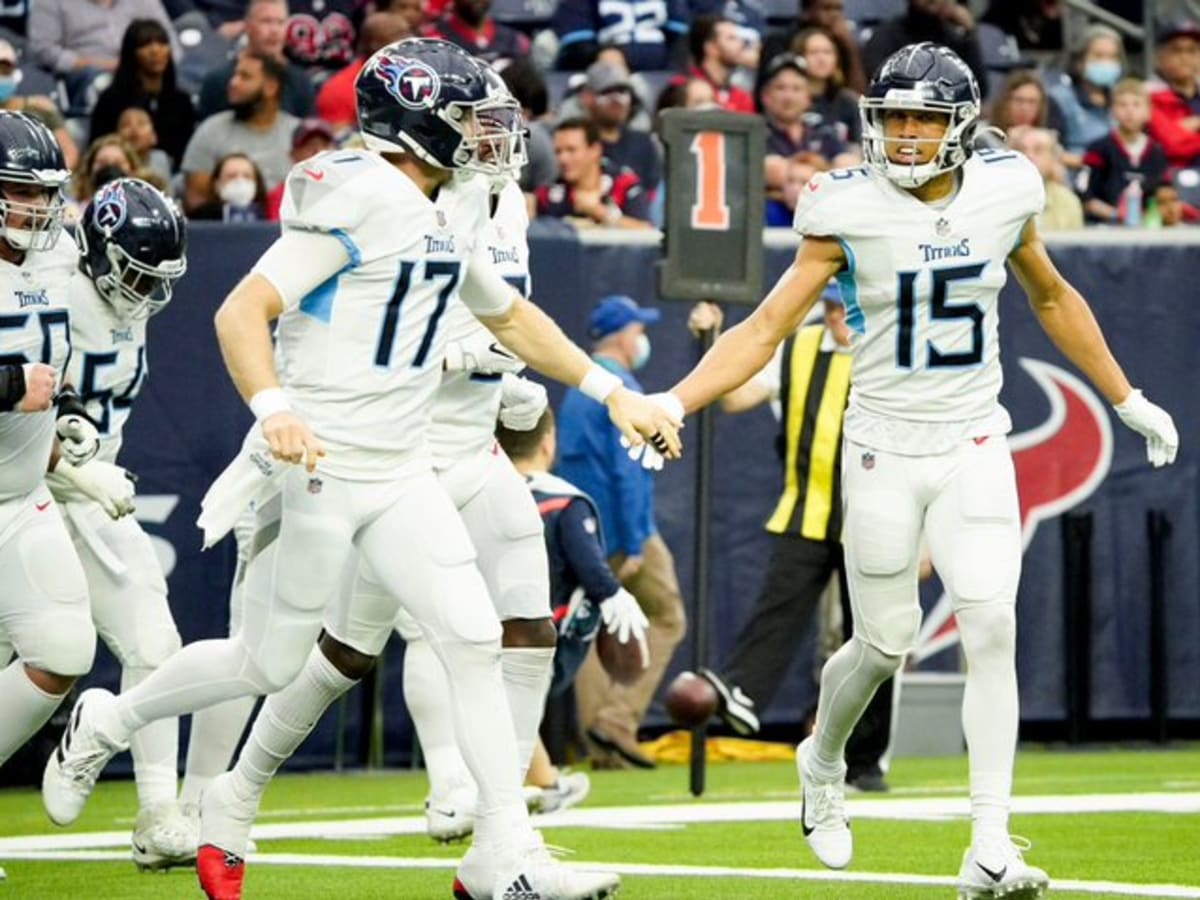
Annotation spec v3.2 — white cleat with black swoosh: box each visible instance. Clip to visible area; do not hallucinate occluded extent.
[956,836,1049,899]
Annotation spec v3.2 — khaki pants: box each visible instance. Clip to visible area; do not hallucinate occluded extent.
[575,531,687,745]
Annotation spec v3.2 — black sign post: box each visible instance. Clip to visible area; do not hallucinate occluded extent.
[658,109,765,796]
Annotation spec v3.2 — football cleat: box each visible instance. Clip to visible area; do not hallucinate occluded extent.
[531,771,591,815]
[426,780,478,843]
[796,736,852,869]
[132,801,198,871]
[698,668,760,736]
[197,844,245,900]
[42,688,127,826]
[453,833,620,900]
[956,836,1050,899]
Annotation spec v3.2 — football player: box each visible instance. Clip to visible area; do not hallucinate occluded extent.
[45,38,675,900]
[640,43,1177,900]
[47,178,193,870]
[0,112,118,772]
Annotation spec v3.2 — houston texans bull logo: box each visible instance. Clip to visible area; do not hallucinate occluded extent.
[372,54,441,111]
[914,359,1114,661]
[93,181,128,233]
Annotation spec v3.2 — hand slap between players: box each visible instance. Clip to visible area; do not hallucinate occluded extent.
[262,411,325,473]
[605,389,683,468]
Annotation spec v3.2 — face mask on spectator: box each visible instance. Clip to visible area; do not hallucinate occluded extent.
[219,177,257,207]
[632,333,651,370]
[1084,59,1121,87]
[0,76,16,102]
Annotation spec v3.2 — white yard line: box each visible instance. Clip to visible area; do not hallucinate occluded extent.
[3,792,1198,854]
[4,849,1198,898]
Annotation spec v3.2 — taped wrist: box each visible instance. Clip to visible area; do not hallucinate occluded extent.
[0,364,25,412]
[55,386,93,422]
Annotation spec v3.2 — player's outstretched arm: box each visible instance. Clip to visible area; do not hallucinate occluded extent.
[670,237,844,414]
[1010,219,1178,466]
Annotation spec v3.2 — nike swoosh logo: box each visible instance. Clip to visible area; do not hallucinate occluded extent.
[488,342,515,359]
[977,862,1007,883]
[35,501,50,511]
[801,795,814,836]
[304,168,325,181]
[429,807,456,818]
[132,840,148,855]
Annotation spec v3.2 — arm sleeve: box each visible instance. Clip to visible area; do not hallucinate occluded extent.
[27,0,74,73]
[251,230,352,309]
[461,242,518,318]
[558,500,622,602]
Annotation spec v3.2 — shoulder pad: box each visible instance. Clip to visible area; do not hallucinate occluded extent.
[279,150,384,236]
[792,166,872,237]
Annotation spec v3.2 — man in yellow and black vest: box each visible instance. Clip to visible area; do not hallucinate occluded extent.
[693,287,895,792]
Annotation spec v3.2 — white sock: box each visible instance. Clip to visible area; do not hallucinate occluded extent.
[179,696,257,808]
[122,666,179,810]
[501,646,554,783]
[813,637,902,778]
[0,661,65,766]
[403,637,471,795]
[101,638,271,744]
[428,636,528,846]
[957,604,1018,845]
[229,646,355,800]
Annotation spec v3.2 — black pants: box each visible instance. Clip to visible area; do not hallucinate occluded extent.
[723,533,892,774]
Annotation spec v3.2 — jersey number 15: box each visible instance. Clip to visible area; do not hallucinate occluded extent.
[895,263,987,369]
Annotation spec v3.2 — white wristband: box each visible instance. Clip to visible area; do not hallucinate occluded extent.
[580,366,622,403]
[249,387,291,421]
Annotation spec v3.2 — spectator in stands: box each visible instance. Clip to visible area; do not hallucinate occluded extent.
[675,15,756,114]
[283,0,361,78]
[981,0,1063,52]
[182,50,299,212]
[558,295,686,770]
[579,60,662,196]
[862,0,989,98]
[988,69,1062,138]
[0,39,80,169]
[499,59,558,193]
[763,0,866,96]
[552,0,688,71]
[28,0,176,93]
[792,26,860,145]
[391,0,425,32]
[1148,181,1199,226]
[1009,124,1084,230]
[1148,19,1200,170]
[654,75,717,113]
[198,0,315,120]
[1081,78,1167,225]
[91,19,196,171]
[315,11,412,129]
[117,106,173,184]
[71,134,144,209]
[265,118,336,219]
[1046,24,1123,161]
[535,118,653,229]
[691,0,764,69]
[188,151,269,221]
[424,0,531,64]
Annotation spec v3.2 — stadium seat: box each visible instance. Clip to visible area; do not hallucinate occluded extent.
[764,0,798,25]
[491,0,558,26]
[173,10,233,96]
[978,22,1026,72]
[844,0,905,26]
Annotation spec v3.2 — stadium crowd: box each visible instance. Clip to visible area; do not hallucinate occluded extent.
[0,0,1197,229]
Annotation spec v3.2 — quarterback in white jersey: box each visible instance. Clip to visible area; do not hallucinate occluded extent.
[45,39,672,900]
[647,43,1178,900]
[0,112,110,774]
[50,178,194,869]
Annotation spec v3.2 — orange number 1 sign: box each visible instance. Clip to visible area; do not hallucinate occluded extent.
[689,131,731,231]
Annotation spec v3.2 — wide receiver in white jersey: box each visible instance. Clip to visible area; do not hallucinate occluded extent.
[49,177,193,870]
[44,38,676,900]
[0,112,132,780]
[639,43,1178,900]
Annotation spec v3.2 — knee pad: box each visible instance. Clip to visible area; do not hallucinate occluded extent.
[422,564,503,647]
[252,627,322,693]
[27,611,97,677]
[845,490,921,655]
[955,603,1016,666]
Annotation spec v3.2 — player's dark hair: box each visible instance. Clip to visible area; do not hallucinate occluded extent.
[497,407,555,460]
[499,58,549,118]
[555,117,601,146]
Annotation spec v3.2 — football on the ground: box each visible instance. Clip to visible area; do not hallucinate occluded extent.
[596,629,644,685]
[665,671,719,727]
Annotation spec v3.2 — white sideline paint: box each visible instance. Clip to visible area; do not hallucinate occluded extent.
[3,791,1198,854]
[4,850,1199,898]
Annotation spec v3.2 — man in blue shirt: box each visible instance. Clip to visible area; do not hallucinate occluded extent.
[556,295,686,769]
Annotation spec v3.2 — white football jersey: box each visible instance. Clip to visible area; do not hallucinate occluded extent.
[427,179,530,467]
[793,149,1044,452]
[264,150,493,479]
[63,278,148,465]
[0,239,76,501]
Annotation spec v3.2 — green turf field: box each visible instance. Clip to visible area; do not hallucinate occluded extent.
[2,745,1198,898]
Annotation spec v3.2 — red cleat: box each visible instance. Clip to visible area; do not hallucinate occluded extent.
[197,843,245,900]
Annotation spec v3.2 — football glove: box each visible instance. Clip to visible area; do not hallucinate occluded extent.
[444,330,525,375]
[55,388,101,466]
[499,374,548,431]
[47,459,136,519]
[600,588,650,669]
[1114,390,1178,468]
[619,391,684,471]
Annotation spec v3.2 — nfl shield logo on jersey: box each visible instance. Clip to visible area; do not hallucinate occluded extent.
[861,451,875,470]
[94,181,128,233]
[372,54,441,110]
[935,217,951,237]
[307,477,323,495]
